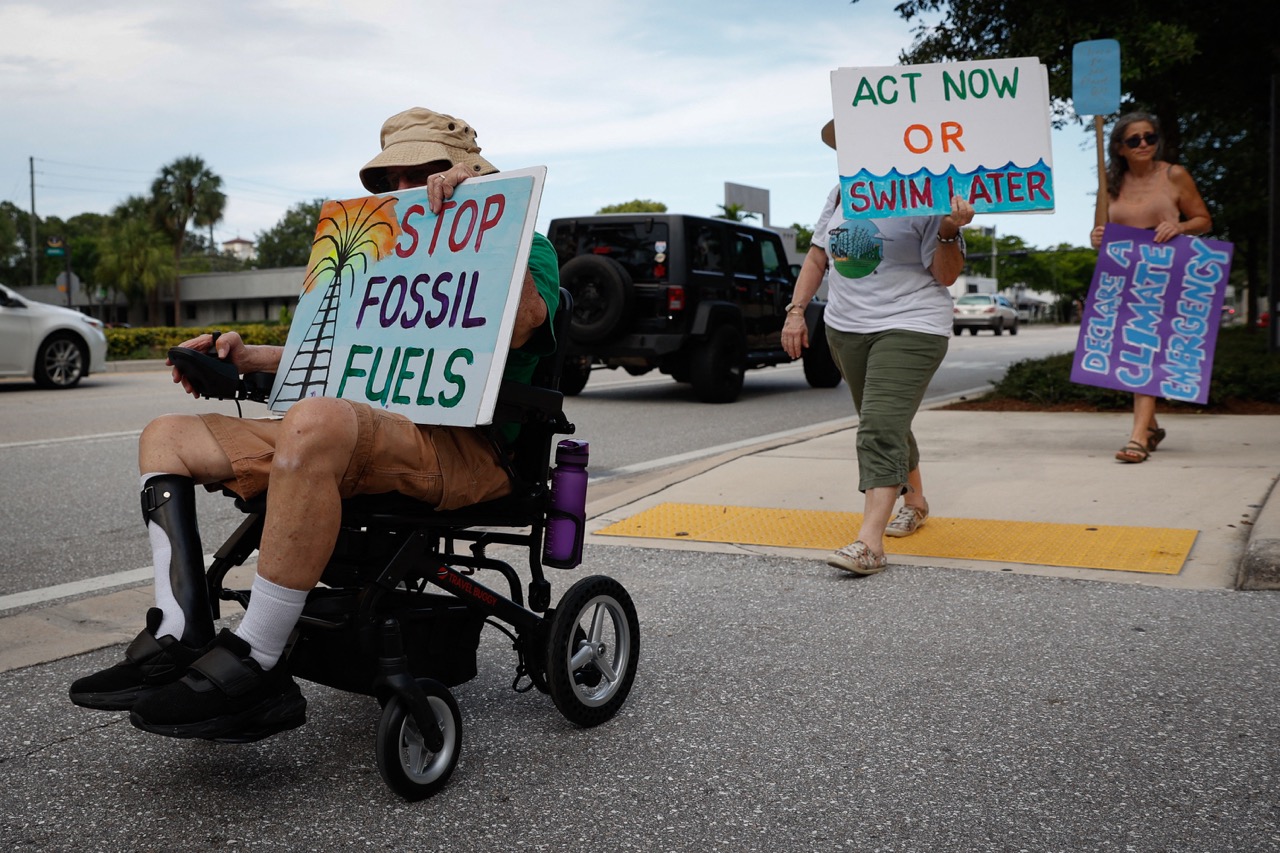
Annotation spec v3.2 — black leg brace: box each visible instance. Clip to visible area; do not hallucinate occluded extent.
[140,474,215,646]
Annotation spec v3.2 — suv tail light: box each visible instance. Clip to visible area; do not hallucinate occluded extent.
[666,285,686,312]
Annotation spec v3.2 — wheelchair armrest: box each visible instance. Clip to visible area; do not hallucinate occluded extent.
[492,379,562,422]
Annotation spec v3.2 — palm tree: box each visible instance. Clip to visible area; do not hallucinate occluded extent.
[194,179,227,254]
[151,156,226,324]
[714,203,759,223]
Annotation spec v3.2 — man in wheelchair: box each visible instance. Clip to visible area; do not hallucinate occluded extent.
[69,107,562,743]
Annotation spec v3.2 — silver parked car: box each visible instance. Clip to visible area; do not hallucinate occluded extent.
[0,283,108,388]
[952,293,1019,336]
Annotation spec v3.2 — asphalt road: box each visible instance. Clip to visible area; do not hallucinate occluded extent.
[3,548,1277,851]
[0,326,1079,600]
[1,324,1277,850]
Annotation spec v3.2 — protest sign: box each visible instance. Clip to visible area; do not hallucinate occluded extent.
[268,167,545,427]
[1071,223,1233,405]
[829,58,1053,219]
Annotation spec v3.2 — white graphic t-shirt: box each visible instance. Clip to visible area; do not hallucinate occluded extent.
[814,185,959,337]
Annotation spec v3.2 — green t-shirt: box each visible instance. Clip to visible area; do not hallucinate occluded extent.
[497,232,560,443]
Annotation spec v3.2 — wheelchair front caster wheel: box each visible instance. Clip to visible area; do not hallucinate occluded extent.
[546,575,640,727]
[375,679,462,801]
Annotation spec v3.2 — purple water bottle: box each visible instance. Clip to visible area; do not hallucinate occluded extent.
[544,439,589,567]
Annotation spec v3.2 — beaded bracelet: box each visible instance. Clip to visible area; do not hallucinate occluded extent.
[936,233,960,244]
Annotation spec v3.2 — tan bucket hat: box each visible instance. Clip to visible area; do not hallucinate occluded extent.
[359,107,497,193]
[821,119,837,150]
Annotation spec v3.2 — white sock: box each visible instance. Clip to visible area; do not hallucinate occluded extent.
[234,574,309,670]
[142,472,184,641]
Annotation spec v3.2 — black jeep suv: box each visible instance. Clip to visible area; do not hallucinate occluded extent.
[547,213,841,403]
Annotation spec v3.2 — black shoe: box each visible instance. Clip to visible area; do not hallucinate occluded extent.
[69,608,204,711]
[129,629,306,742]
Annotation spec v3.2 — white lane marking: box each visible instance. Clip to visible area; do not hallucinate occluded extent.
[0,555,221,614]
[3,383,992,610]
[0,567,152,612]
[1,430,141,450]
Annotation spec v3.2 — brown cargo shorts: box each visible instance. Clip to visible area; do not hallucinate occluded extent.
[199,399,512,510]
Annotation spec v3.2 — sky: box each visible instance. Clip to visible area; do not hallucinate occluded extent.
[1,0,1103,254]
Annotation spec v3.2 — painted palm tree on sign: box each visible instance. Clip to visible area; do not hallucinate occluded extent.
[271,195,402,404]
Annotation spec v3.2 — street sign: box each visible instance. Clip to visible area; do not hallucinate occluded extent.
[45,236,66,258]
[55,271,80,294]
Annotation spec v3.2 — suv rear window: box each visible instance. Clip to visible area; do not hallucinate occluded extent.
[550,220,670,282]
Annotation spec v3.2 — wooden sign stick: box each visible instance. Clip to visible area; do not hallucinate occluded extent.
[1094,115,1109,227]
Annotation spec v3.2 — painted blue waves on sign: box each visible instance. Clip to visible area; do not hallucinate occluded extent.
[838,159,1054,219]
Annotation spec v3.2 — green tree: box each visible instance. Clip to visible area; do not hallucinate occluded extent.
[0,201,27,284]
[714,203,758,222]
[254,198,325,268]
[791,223,814,252]
[596,199,668,214]
[871,0,1277,324]
[151,156,226,323]
[95,217,175,324]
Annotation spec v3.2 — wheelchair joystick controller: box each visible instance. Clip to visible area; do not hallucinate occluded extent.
[543,439,589,568]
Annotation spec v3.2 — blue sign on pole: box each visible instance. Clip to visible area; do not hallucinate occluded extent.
[1072,39,1121,116]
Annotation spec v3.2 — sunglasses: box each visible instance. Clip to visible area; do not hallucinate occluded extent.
[1123,132,1159,149]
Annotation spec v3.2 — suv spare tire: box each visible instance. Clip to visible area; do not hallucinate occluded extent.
[558,255,633,344]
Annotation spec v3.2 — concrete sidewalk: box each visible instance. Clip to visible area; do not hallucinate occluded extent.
[585,407,1280,591]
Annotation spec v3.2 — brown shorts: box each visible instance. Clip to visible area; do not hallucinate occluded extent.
[199,400,512,510]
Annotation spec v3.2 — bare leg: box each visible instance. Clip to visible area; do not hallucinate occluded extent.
[253,397,360,591]
[903,467,926,512]
[138,413,235,483]
[1129,393,1158,446]
[855,485,899,558]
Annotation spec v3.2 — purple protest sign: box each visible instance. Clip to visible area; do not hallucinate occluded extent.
[1071,223,1233,405]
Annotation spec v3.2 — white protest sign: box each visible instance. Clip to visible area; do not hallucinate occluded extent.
[268,167,546,427]
[830,58,1053,219]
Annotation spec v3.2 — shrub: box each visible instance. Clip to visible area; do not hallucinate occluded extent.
[106,324,292,360]
[987,325,1280,408]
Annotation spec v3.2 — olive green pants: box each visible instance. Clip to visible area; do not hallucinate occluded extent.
[826,327,949,493]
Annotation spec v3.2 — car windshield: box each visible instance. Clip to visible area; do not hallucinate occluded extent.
[957,295,994,305]
[550,220,670,283]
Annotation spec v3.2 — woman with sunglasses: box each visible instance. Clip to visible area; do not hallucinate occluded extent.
[1089,112,1213,463]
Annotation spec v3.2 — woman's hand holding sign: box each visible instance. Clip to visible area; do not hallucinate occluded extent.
[930,194,974,286]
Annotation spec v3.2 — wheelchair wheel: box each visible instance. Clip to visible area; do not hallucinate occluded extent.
[546,575,639,727]
[375,679,462,801]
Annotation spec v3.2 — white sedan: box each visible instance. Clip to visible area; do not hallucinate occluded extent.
[0,283,108,388]
[952,293,1019,336]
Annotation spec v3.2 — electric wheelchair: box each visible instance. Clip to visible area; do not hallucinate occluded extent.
[167,290,640,801]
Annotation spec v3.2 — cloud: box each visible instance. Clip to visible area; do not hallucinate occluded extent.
[0,0,1094,248]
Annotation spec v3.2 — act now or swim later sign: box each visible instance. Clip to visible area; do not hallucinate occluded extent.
[830,58,1053,219]
[1071,224,1233,405]
[267,167,545,427]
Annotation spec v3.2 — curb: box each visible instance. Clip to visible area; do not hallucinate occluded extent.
[102,359,169,373]
[1237,474,1280,590]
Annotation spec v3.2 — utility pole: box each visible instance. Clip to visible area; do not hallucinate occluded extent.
[991,224,997,281]
[29,157,37,288]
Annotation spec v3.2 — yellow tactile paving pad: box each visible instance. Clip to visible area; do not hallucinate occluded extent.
[595,502,1197,574]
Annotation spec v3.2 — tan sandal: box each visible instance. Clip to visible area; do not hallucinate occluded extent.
[886,502,928,538]
[826,540,887,575]
[1116,440,1150,463]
